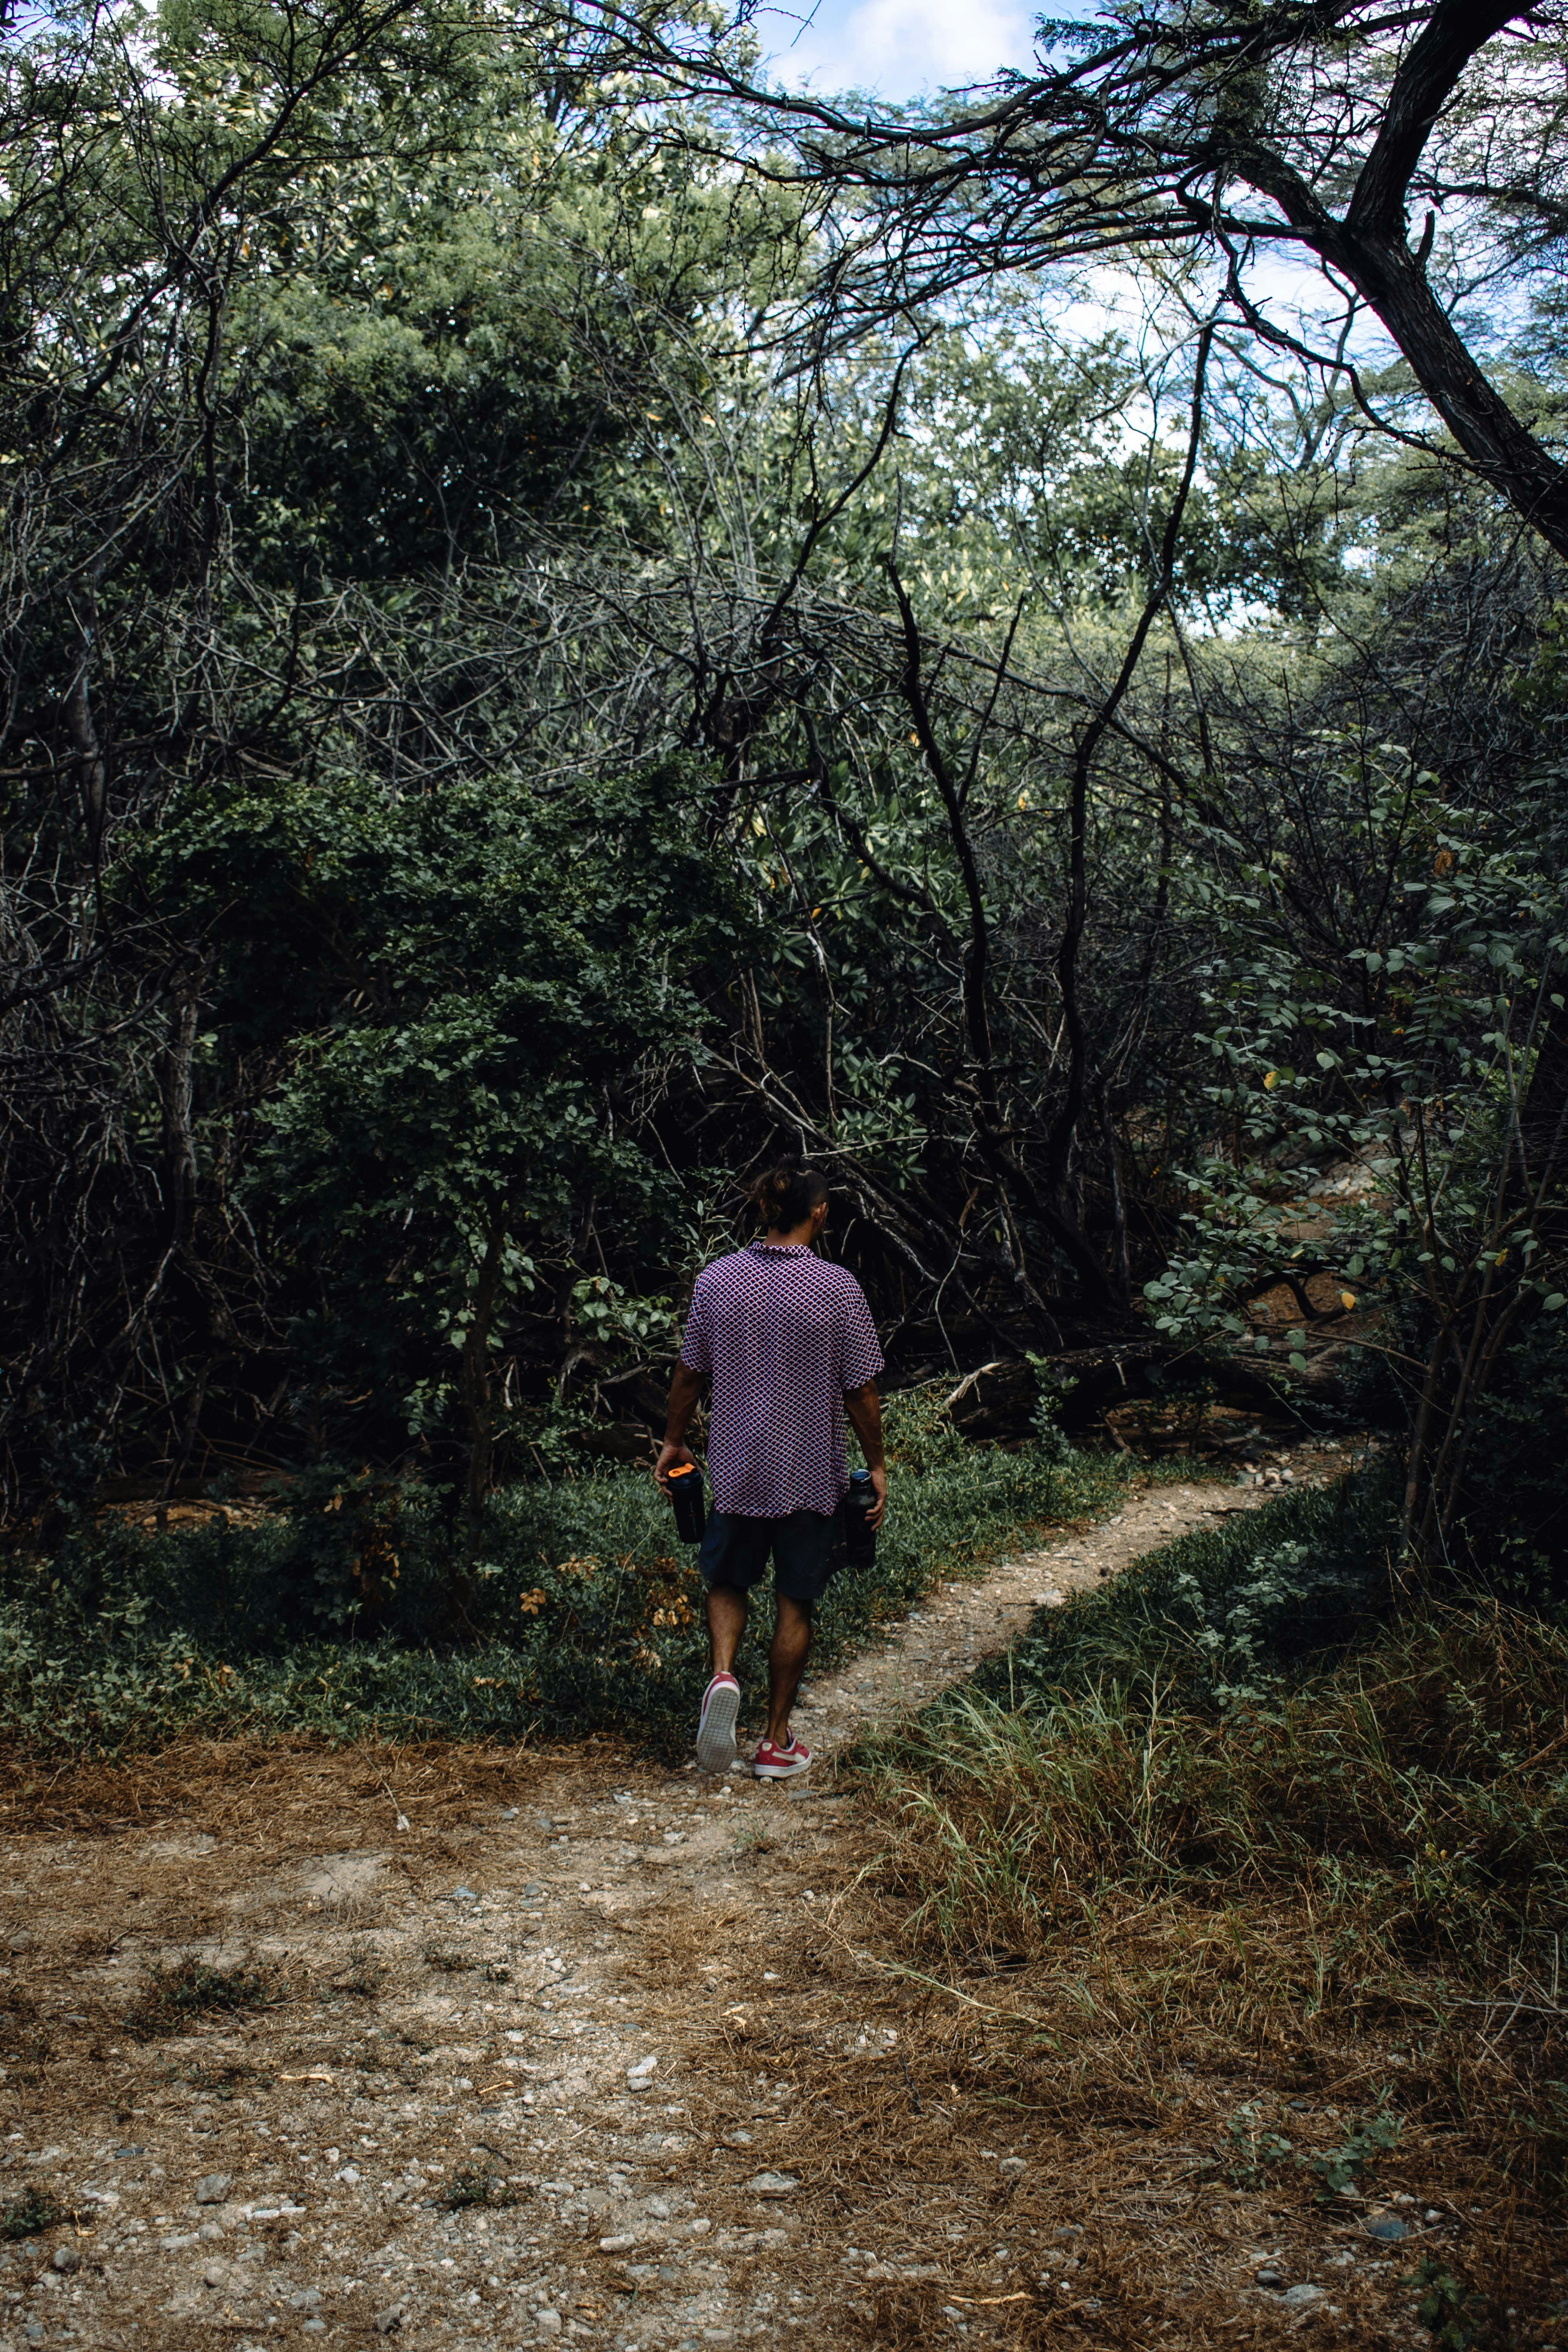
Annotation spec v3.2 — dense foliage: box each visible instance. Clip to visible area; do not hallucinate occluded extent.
[2,0,1564,1597]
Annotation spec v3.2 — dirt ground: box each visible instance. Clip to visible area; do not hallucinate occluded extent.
[0,1445,1553,2352]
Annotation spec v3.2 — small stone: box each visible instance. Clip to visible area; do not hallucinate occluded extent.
[453,1884,476,1902]
[998,2157,1027,2176]
[194,2172,232,2205]
[374,2305,406,2335]
[1281,2283,1323,2308]
[51,2248,81,2274]
[535,2311,563,2338]
[203,2263,227,2289]
[336,2165,361,2186]
[626,2055,658,2089]
[1254,2265,1284,2288]
[1424,2209,1442,2223]
[599,2234,636,2254]
[1365,2216,1409,2242]
[747,2172,799,2198]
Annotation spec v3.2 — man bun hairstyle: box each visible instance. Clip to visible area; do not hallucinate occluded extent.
[752,1161,829,1234]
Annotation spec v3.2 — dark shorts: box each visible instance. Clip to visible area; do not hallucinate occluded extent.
[697,1508,843,1606]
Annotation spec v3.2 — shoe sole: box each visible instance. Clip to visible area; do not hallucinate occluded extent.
[754,1752,811,1780]
[695,1680,740,1774]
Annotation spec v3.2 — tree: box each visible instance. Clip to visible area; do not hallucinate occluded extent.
[0,0,761,1510]
[607,2,1568,558]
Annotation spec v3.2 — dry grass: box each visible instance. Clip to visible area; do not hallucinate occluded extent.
[867,1603,1568,1985]
[626,1816,1565,2347]
[0,1728,1557,2347]
[748,1595,1568,2345]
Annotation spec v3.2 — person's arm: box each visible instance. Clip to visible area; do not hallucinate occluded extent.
[655,1361,705,1489]
[843,1380,887,1528]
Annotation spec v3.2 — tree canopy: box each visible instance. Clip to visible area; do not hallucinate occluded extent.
[1,0,1564,1588]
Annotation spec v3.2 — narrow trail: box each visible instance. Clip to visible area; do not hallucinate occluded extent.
[0,1457,1393,2352]
[791,1472,1295,1759]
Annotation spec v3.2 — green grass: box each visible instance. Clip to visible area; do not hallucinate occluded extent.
[0,1389,1198,1755]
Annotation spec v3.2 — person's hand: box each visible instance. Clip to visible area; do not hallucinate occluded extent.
[655,1439,695,1493]
[865,1464,887,1530]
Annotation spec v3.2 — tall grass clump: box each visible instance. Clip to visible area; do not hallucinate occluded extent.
[878,1606,1568,1986]
[863,1470,1568,2190]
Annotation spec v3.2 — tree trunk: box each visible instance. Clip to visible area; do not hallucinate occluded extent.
[459,1213,509,1569]
[1319,225,1568,564]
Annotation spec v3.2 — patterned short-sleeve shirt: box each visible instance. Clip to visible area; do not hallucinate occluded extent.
[679,1241,884,1518]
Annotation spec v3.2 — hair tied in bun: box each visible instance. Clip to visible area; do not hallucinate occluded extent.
[752,1161,828,1234]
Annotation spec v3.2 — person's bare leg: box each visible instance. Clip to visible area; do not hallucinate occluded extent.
[766,1597,812,1746]
[707,1583,748,1678]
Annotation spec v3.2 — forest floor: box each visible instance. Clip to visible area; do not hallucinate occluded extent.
[0,1439,1537,2352]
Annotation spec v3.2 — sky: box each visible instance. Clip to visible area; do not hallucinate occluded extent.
[751,0,1046,100]
[745,0,1399,375]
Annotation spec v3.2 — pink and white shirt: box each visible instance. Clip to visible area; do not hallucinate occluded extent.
[679,1241,884,1517]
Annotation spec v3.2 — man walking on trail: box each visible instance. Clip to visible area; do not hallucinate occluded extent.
[656,1164,887,1780]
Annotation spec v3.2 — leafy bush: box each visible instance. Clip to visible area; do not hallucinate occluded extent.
[967,1462,1396,1716]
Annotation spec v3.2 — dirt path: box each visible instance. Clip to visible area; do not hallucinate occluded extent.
[790,1471,1306,1757]
[0,1453,1423,2352]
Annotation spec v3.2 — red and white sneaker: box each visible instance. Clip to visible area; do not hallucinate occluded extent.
[753,1733,812,1780]
[696,1672,740,1774]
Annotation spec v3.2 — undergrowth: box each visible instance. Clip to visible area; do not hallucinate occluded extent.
[0,1388,1187,1755]
[861,1474,1568,2201]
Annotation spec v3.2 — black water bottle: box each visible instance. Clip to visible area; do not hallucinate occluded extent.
[667,1462,706,1545]
[844,1467,878,1567]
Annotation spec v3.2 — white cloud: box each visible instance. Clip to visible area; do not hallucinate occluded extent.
[759,0,1039,98]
